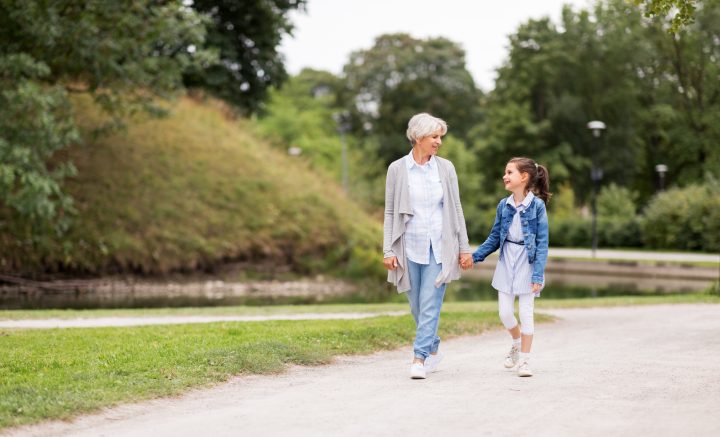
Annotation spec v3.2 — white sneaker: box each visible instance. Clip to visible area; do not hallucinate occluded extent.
[504,345,519,368]
[410,362,427,379]
[425,352,444,373]
[517,359,533,377]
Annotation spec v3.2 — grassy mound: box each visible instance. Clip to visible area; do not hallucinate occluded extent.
[0,95,383,279]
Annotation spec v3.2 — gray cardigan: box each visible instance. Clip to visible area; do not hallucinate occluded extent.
[383,155,471,292]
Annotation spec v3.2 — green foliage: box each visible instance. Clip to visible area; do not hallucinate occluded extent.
[598,183,638,219]
[341,33,483,165]
[257,69,387,209]
[550,217,644,248]
[438,136,490,240]
[0,0,211,119]
[550,182,578,219]
[550,218,592,247]
[0,0,212,227]
[184,0,307,115]
[642,183,720,251]
[257,69,345,177]
[634,0,697,32]
[475,0,720,208]
[0,54,78,228]
[0,95,384,279]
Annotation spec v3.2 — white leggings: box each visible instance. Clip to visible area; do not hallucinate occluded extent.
[498,292,535,335]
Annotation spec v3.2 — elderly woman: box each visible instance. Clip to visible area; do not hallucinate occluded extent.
[383,113,473,379]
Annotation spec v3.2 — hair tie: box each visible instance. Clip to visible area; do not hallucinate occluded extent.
[535,163,539,169]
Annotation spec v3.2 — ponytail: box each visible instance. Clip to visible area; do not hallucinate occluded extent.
[508,157,552,204]
[534,164,552,204]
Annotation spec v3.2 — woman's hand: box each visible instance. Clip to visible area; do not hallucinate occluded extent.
[383,256,398,271]
[459,253,473,270]
[531,283,542,294]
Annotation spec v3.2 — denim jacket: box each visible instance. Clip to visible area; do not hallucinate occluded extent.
[472,195,549,284]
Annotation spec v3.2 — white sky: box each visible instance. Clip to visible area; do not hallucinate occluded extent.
[280,0,593,91]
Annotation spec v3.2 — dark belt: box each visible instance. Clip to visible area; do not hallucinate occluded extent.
[505,239,524,245]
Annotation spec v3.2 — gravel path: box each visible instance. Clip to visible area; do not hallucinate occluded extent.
[0,312,407,329]
[3,304,719,437]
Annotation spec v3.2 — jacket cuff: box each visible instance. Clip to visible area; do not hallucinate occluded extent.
[531,275,544,284]
[384,250,396,258]
[472,252,483,263]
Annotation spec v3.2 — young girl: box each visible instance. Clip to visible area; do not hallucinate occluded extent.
[471,157,550,377]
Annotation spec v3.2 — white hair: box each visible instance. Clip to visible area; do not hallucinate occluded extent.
[406,113,448,145]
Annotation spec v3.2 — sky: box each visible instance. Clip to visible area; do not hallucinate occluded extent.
[280,0,593,91]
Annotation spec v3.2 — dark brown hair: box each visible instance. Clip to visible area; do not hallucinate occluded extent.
[508,157,552,204]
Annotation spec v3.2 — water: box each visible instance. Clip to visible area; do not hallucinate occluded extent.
[0,272,715,310]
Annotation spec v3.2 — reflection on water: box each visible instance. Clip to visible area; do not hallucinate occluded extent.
[448,278,710,302]
[1,273,715,310]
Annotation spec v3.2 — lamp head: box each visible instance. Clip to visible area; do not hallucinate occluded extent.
[587,120,606,138]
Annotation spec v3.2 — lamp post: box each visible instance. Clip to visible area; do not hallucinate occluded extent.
[332,111,351,193]
[587,120,605,258]
[655,164,668,192]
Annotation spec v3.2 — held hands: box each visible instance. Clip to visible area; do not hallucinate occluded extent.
[385,254,474,270]
[531,283,542,294]
[383,256,398,271]
[459,253,473,270]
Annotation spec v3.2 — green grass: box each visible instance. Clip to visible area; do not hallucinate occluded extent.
[0,94,384,279]
[0,310,503,429]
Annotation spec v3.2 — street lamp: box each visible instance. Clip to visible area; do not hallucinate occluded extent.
[655,164,668,191]
[332,111,351,193]
[586,120,606,258]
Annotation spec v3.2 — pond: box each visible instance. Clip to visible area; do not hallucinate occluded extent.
[0,268,715,310]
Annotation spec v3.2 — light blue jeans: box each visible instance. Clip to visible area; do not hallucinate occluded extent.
[406,246,447,361]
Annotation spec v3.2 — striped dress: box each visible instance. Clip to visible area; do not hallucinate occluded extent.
[491,193,542,296]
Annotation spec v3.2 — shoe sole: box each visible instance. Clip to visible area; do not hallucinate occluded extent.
[410,374,427,379]
[518,372,533,377]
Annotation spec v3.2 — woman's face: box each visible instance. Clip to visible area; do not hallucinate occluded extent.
[503,162,529,192]
[415,129,443,157]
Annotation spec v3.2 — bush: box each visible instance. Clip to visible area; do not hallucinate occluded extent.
[550,218,591,247]
[549,217,642,248]
[598,183,637,218]
[641,184,718,251]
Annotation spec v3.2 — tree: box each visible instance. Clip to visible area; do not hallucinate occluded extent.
[634,0,698,32]
[0,0,211,227]
[341,34,483,165]
[257,69,387,209]
[184,0,307,115]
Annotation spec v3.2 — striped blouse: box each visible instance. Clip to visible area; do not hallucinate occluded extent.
[404,151,444,265]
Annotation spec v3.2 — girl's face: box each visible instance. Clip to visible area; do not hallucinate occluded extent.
[503,162,529,192]
[415,129,443,157]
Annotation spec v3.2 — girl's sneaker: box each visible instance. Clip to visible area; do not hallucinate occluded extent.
[504,345,519,368]
[517,359,533,377]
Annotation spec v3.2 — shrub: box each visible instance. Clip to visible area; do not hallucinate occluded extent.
[641,184,717,251]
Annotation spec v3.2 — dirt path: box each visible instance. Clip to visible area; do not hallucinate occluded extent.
[4,304,719,437]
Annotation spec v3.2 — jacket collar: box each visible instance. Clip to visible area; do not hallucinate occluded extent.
[505,191,535,209]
